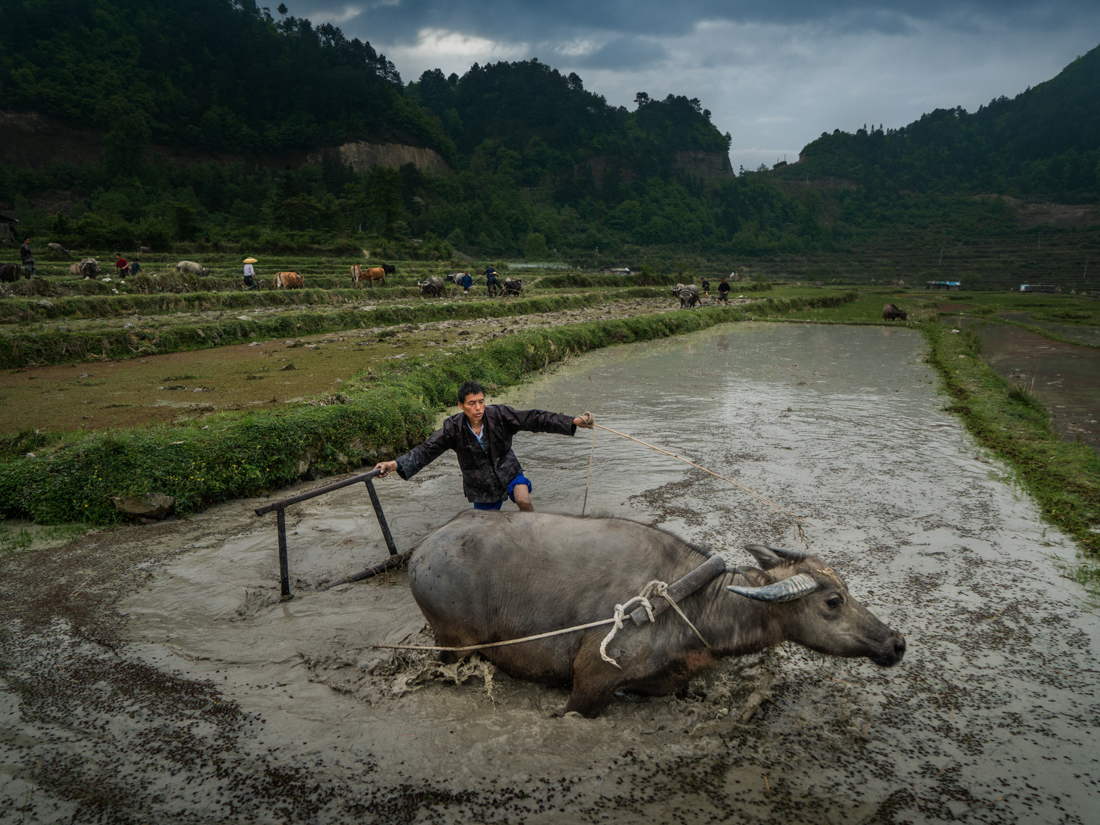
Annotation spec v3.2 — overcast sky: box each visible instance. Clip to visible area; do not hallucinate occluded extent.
[284,1,1100,171]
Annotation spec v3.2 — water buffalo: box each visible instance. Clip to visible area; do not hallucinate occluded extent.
[352,265,385,287]
[274,271,303,289]
[418,276,446,297]
[408,512,906,717]
[176,260,210,277]
[0,263,23,282]
[671,283,700,308]
[46,242,70,258]
[381,263,396,275]
[140,246,153,254]
[882,303,907,321]
[69,258,100,278]
[502,278,522,297]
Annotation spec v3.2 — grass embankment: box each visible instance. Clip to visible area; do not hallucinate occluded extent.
[0,292,854,526]
[0,290,666,369]
[922,323,1100,564]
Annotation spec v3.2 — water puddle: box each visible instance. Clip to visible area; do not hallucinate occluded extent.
[11,322,1099,822]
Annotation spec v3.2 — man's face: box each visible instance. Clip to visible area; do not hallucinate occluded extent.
[459,392,486,427]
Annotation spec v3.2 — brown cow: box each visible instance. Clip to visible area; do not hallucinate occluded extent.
[351,264,362,285]
[274,271,304,289]
[361,266,385,287]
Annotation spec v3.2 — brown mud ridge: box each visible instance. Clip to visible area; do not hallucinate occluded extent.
[3,323,1097,823]
[0,297,746,433]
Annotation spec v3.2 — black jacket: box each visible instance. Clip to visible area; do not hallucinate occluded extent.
[396,405,576,503]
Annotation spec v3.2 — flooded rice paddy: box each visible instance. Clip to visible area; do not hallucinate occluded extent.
[3,322,1099,823]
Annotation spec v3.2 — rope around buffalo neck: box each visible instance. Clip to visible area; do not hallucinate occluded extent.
[598,580,712,669]
[371,579,711,667]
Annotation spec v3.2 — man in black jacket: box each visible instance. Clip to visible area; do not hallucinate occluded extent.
[373,381,593,511]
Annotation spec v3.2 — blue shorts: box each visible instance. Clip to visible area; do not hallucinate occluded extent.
[473,473,532,510]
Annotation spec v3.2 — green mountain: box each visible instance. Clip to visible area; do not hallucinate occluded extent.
[787,43,1100,201]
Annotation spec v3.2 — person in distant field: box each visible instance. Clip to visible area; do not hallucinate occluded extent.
[701,277,710,298]
[373,380,593,512]
[459,271,473,295]
[114,253,129,278]
[19,238,34,278]
[129,259,142,278]
[486,268,501,296]
[243,258,257,290]
[717,275,730,303]
[204,231,211,243]
[483,265,498,278]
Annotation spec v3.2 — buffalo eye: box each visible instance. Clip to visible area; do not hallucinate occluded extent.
[826,595,844,609]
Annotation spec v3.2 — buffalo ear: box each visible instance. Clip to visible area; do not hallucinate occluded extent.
[732,565,773,587]
[744,543,808,570]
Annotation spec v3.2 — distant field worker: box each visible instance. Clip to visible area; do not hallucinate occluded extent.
[130,259,142,278]
[701,277,710,298]
[717,275,730,303]
[114,252,129,278]
[373,380,594,512]
[459,271,473,295]
[243,257,258,290]
[486,268,501,296]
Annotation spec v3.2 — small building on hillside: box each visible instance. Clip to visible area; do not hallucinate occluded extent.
[0,213,18,244]
[1019,284,1058,293]
[926,280,961,290]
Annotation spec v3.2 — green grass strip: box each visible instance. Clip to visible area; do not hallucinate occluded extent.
[0,292,852,526]
[921,322,1100,558]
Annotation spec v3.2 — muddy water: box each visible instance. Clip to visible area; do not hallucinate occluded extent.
[11,322,1099,823]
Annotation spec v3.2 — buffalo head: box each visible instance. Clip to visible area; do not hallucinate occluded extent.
[728,544,906,668]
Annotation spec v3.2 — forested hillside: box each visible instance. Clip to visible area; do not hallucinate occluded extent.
[787,43,1100,201]
[2,0,1096,277]
[1,0,826,261]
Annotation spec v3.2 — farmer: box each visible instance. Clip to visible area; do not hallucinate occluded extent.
[114,252,129,278]
[717,275,730,303]
[373,380,593,512]
[243,257,258,290]
[701,277,710,298]
[486,268,501,296]
[459,271,473,295]
[129,259,142,278]
[19,238,34,278]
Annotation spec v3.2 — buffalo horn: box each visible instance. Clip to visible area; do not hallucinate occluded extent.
[727,573,818,603]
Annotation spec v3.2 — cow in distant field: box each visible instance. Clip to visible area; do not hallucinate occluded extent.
[353,265,385,287]
[140,246,152,254]
[70,258,100,278]
[418,276,447,297]
[671,283,700,308]
[882,303,907,321]
[47,242,71,258]
[0,263,23,283]
[381,263,396,275]
[176,260,210,277]
[274,271,303,289]
[502,278,522,297]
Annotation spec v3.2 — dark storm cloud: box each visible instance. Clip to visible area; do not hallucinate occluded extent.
[286,1,1097,44]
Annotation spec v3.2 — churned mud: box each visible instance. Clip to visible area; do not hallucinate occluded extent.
[974,321,1100,454]
[3,323,1099,823]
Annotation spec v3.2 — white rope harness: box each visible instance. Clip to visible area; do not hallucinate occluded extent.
[373,579,712,669]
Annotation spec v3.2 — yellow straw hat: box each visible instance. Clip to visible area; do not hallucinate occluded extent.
[243,257,258,264]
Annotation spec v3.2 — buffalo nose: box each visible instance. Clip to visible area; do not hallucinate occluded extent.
[894,635,907,661]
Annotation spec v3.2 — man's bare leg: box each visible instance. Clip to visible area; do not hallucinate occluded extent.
[513,484,534,512]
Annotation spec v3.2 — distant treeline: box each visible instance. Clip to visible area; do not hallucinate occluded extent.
[787,44,1100,202]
